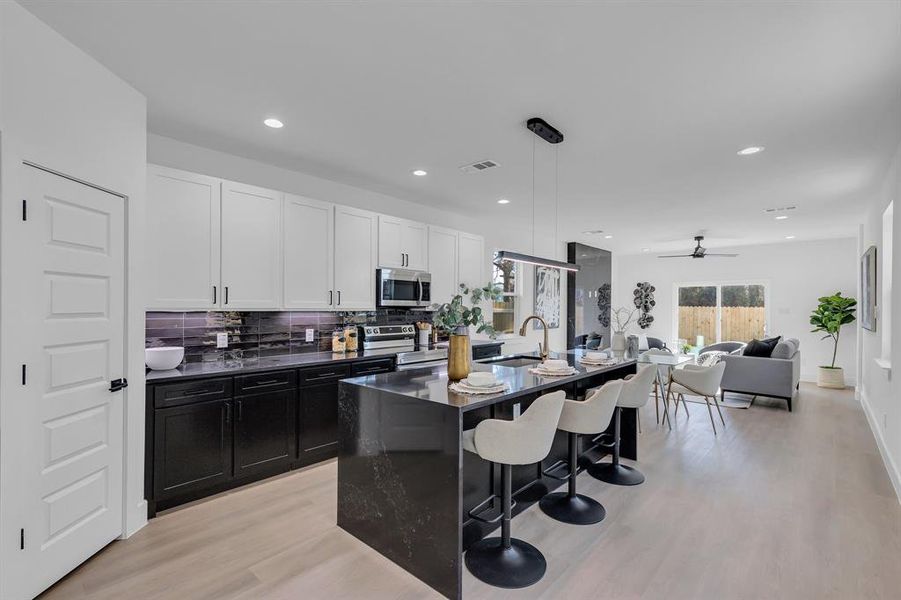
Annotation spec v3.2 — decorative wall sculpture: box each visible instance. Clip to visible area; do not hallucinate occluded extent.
[596,283,611,328]
[633,281,656,329]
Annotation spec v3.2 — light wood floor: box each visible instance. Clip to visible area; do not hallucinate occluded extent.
[41,384,901,600]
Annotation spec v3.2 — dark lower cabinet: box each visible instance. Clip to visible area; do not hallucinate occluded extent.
[299,381,340,463]
[234,389,297,480]
[153,399,233,501]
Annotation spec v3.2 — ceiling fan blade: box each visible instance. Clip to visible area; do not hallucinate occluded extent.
[703,253,739,257]
[657,254,694,258]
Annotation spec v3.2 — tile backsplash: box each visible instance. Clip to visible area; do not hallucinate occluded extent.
[146,309,427,366]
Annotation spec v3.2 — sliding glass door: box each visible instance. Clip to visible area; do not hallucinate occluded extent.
[676,282,768,349]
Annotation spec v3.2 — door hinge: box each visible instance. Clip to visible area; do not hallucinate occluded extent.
[22,200,27,221]
[20,528,24,550]
[21,364,26,385]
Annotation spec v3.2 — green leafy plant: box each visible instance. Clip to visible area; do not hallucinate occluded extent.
[432,283,503,337]
[809,292,857,369]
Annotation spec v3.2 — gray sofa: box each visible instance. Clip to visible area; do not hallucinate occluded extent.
[700,338,801,412]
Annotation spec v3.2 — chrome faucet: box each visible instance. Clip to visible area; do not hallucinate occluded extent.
[519,315,549,361]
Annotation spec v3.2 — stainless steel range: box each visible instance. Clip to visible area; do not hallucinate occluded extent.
[360,324,447,371]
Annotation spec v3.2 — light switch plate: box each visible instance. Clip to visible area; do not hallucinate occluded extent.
[217,332,228,348]
[305,328,315,342]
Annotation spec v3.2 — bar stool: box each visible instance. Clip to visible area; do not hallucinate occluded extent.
[538,380,623,525]
[589,364,656,486]
[462,390,566,589]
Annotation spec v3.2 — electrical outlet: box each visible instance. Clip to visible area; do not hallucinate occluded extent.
[305,328,315,342]
[217,332,228,348]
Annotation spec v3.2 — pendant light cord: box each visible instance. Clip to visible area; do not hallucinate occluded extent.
[555,144,559,260]
[532,135,536,255]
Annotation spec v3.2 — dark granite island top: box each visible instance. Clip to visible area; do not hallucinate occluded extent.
[337,349,638,599]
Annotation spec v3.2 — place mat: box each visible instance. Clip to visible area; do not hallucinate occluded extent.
[579,358,617,367]
[449,381,508,395]
[529,366,577,377]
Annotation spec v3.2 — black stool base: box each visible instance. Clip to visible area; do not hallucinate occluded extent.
[465,537,547,589]
[588,462,645,486]
[539,492,606,525]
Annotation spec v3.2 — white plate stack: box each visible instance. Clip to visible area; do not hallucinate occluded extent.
[530,359,577,376]
[580,351,616,366]
[449,371,507,394]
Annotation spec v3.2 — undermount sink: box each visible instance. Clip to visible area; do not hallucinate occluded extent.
[480,355,544,368]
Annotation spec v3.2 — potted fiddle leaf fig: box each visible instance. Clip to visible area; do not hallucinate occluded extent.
[809,292,856,388]
[432,283,502,380]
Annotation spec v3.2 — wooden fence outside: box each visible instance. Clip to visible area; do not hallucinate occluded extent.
[678,306,766,345]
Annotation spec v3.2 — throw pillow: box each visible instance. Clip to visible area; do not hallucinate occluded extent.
[697,350,728,367]
[743,336,782,358]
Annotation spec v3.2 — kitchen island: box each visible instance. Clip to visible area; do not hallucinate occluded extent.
[337,349,637,599]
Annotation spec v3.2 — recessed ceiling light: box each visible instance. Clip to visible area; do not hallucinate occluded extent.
[775,215,789,220]
[642,248,650,252]
[604,235,613,239]
[785,235,796,239]
[737,146,765,156]
[412,169,428,177]
[263,118,284,129]
[583,230,603,235]
[497,198,510,204]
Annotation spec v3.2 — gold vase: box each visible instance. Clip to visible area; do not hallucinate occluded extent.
[447,328,471,381]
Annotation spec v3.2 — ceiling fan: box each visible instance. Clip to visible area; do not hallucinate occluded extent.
[658,236,738,259]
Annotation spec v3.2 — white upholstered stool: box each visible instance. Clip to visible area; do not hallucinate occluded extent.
[538,379,623,525]
[462,390,566,589]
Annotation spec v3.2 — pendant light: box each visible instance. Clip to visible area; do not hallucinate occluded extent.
[496,117,580,272]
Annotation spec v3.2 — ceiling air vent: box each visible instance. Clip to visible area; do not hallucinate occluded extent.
[459,159,500,174]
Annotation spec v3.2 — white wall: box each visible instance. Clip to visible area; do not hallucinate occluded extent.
[147,134,567,354]
[858,140,901,502]
[614,237,858,383]
[0,0,148,551]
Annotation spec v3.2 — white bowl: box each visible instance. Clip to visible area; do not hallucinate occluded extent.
[145,347,184,370]
[466,372,498,387]
[543,359,569,371]
[586,351,608,361]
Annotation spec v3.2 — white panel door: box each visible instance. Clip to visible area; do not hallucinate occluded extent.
[335,206,377,310]
[284,194,334,309]
[428,225,458,304]
[378,215,405,268]
[220,181,282,309]
[402,220,429,270]
[4,165,126,600]
[146,165,221,309]
[458,232,485,289]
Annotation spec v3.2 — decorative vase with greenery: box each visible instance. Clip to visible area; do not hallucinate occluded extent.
[610,307,637,358]
[809,291,856,389]
[432,283,503,380]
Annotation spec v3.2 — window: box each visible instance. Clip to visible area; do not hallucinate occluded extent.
[492,255,519,334]
[676,282,767,349]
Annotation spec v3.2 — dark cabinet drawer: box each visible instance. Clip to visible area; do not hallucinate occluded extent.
[472,344,503,361]
[235,369,296,395]
[153,377,232,409]
[298,363,351,385]
[351,358,395,376]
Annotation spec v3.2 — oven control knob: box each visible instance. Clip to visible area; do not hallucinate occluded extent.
[372,328,379,335]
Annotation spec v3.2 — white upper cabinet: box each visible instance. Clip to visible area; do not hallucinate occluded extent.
[335,205,378,310]
[220,180,283,309]
[284,194,334,310]
[428,225,459,305]
[458,232,485,289]
[147,165,221,309]
[378,215,428,270]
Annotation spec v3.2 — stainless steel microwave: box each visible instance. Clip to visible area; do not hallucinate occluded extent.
[376,268,432,308]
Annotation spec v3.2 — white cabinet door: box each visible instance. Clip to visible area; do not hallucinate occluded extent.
[402,220,429,270]
[146,165,220,309]
[220,181,282,309]
[284,194,334,309]
[335,206,377,310]
[378,215,405,268]
[458,232,485,289]
[428,225,458,304]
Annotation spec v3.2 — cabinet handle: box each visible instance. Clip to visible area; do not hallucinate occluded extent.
[337,290,341,306]
[224,286,229,305]
[253,379,281,386]
[308,372,337,381]
[329,290,333,305]
[401,252,405,266]
[213,285,217,304]
[224,401,232,424]
[182,388,210,397]
[236,399,243,421]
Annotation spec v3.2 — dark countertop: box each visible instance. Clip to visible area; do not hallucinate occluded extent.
[145,339,506,383]
[341,349,637,412]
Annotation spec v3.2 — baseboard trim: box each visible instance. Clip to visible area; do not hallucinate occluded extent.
[860,390,901,505]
